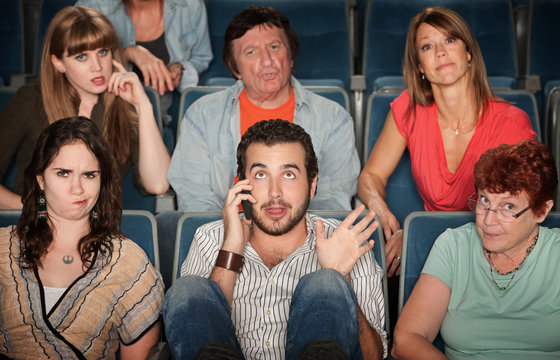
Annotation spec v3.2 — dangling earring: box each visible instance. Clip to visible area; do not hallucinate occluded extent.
[90,205,98,223]
[468,62,471,68]
[37,191,47,221]
[421,73,425,80]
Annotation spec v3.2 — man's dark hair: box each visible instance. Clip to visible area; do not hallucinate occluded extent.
[223,5,299,76]
[237,120,318,187]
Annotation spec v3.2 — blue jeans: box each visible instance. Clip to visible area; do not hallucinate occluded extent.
[163,269,363,359]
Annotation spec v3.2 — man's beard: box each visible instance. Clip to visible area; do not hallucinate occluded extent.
[252,193,310,236]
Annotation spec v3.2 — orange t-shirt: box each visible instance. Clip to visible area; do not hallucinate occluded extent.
[239,88,295,135]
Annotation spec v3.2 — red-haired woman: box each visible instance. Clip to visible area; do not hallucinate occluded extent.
[392,140,560,359]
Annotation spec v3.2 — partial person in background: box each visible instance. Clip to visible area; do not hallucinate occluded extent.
[76,0,213,124]
[358,7,535,277]
[392,140,560,359]
[0,6,170,209]
[0,117,163,359]
[168,5,360,212]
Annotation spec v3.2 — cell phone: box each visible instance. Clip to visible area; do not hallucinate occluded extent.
[239,173,253,220]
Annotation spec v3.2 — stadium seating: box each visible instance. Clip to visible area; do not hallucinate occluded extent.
[525,0,560,142]
[362,0,518,96]
[200,0,352,92]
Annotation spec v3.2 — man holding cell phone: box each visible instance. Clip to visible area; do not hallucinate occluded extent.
[163,120,387,360]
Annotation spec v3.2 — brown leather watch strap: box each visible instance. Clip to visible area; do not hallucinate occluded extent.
[215,250,244,273]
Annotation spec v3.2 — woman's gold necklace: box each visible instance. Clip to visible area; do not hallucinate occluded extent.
[484,233,538,290]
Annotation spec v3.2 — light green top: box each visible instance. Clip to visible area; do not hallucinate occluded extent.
[423,222,560,359]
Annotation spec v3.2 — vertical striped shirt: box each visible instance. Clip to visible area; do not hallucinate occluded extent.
[181,213,388,359]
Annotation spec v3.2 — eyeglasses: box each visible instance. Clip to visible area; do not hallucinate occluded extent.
[467,192,530,223]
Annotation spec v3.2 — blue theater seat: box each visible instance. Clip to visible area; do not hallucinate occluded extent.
[200,0,352,93]
[362,0,517,96]
[363,89,424,225]
[526,0,560,143]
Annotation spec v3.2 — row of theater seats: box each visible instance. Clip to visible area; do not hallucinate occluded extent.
[2,0,559,127]
[0,0,551,87]
[3,208,559,357]
[2,0,560,217]
[0,83,556,221]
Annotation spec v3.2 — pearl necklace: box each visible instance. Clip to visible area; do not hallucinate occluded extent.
[484,232,538,291]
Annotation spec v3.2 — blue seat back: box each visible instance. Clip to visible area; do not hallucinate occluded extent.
[201,0,352,92]
[527,0,560,90]
[400,211,475,352]
[0,0,24,86]
[173,210,390,331]
[143,86,175,152]
[34,0,77,76]
[305,86,350,112]
[120,210,160,270]
[363,0,517,94]
[495,90,541,141]
[121,168,157,214]
[0,210,21,228]
[363,90,424,225]
[0,210,159,269]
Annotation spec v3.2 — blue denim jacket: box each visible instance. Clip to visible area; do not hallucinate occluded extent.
[168,77,360,211]
[75,0,212,92]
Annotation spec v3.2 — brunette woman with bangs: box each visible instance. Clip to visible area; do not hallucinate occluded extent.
[0,6,170,209]
[358,7,535,277]
[392,140,560,359]
[0,117,163,359]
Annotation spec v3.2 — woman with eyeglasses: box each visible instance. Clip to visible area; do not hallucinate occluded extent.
[392,140,560,359]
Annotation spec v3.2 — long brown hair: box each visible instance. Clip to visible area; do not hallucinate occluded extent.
[17,117,124,269]
[40,6,136,164]
[403,7,494,122]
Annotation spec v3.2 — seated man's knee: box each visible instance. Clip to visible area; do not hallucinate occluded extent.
[163,276,215,320]
[296,269,355,301]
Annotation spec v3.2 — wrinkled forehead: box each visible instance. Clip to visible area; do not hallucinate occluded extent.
[233,24,289,51]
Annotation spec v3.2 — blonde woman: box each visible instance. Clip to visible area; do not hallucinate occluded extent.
[0,6,170,209]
